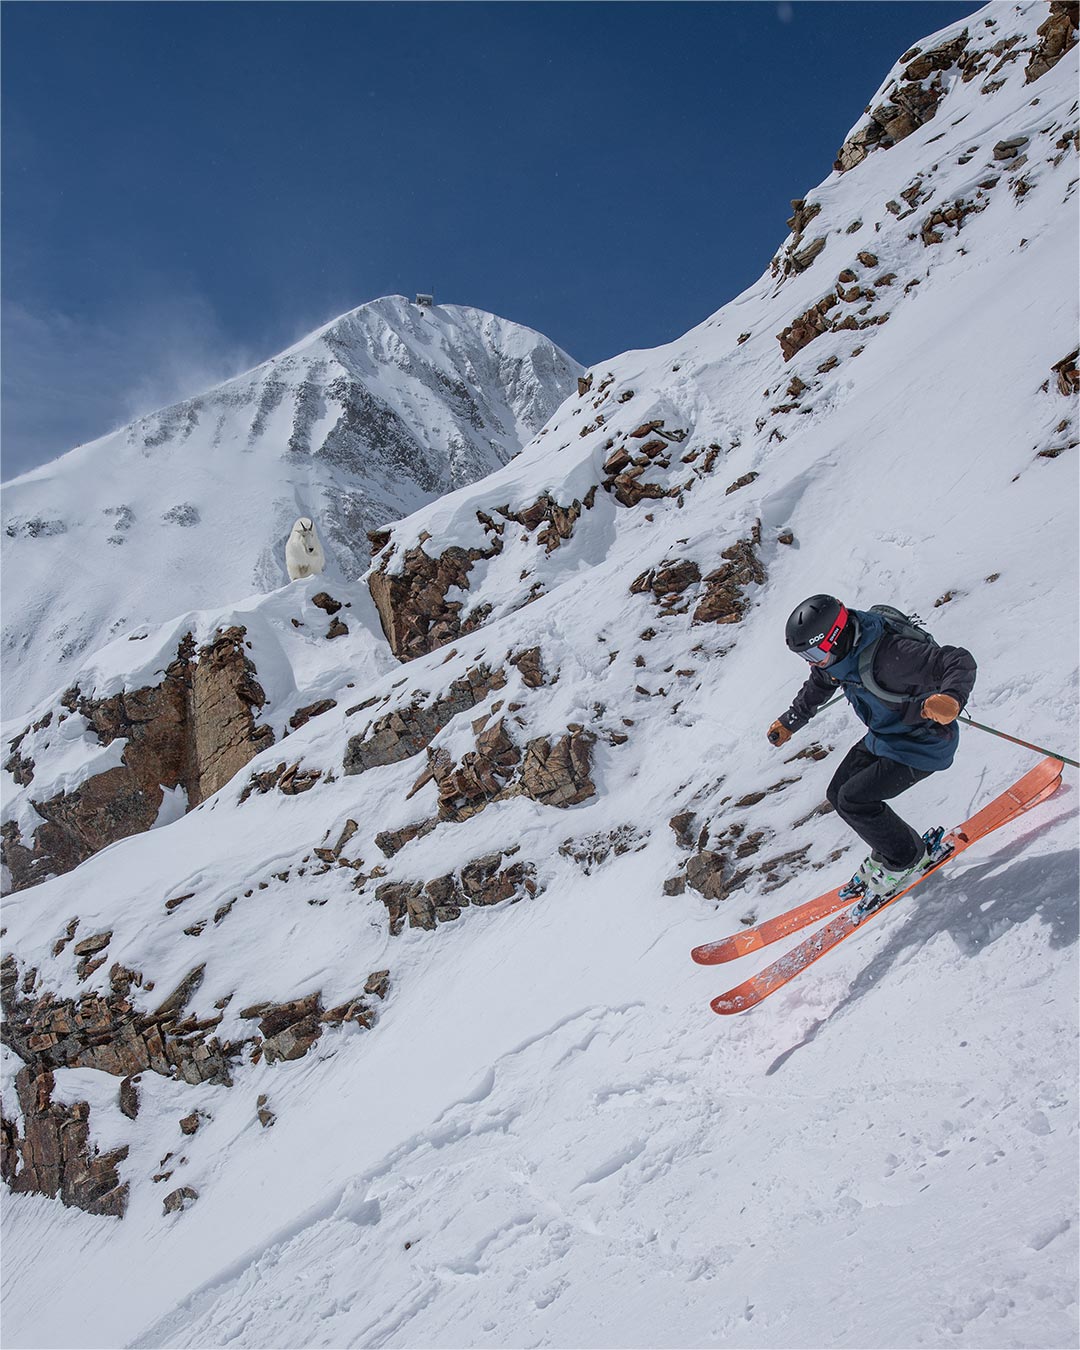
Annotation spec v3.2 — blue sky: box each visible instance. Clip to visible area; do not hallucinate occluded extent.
[2,1,982,477]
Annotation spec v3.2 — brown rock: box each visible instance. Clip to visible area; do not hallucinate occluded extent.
[725,471,759,496]
[72,932,112,958]
[326,619,349,640]
[375,881,420,936]
[374,818,437,858]
[510,647,546,689]
[610,474,668,508]
[1025,3,1078,82]
[364,970,391,1000]
[344,665,505,776]
[311,592,343,615]
[118,1076,140,1120]
[834,33,970,173]
[163,1185,198,1215]
[368,542,499,663]
[459,855,514,907]
[790,236,827,273]
[685,851,729,900]
[693,526,766,625]
[669,812,697,849]
[179,1112,201,1136]
[517,731,595,808]
[603,446,632,476]
[251,994,324,1064]
[289,699,337,731]
[777,293,839,361]
[1051,349,1079,396]
[4,1067,129,1217]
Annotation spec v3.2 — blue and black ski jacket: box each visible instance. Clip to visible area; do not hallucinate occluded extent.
[780,608,977,771]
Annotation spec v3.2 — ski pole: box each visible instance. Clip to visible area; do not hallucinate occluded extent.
[957,715,1079,769]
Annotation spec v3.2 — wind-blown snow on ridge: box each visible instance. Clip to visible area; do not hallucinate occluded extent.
[1,297,582,719]
[1,4,1077,1348]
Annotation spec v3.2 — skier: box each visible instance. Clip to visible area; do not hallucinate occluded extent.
[767,595,977,906]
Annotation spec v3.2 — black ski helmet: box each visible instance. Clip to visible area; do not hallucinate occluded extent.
[785,594,856,665]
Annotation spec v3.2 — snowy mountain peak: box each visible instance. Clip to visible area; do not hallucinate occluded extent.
[2,296,581,718]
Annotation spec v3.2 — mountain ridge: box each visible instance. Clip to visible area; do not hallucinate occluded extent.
[2,296,582,719]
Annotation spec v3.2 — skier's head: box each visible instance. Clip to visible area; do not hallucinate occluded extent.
[785,594,855,667]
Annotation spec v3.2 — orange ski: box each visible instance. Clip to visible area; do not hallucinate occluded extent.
[692,755,1064,967]
[705,757,1064,1014]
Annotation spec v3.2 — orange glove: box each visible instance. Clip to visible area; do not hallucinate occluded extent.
[922,694,961,725]
[767,720,792,746]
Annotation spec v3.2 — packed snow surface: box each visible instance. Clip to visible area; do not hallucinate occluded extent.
[1,4,1077,1348]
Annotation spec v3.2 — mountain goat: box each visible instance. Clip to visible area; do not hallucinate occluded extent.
[285,516,326,580]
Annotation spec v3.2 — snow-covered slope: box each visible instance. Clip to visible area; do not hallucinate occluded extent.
[2,5,1077,1348]
[1,298,581,718]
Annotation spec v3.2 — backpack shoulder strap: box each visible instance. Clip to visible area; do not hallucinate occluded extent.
[857,634,906,706]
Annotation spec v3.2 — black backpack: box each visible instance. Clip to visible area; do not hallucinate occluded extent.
[857,605,937,706]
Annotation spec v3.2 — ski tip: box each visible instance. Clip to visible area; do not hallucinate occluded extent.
[692,942,735,965]
[692,932,763,965]
[710,992,755,1015]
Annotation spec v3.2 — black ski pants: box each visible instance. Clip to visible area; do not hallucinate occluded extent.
[826,741,933,869]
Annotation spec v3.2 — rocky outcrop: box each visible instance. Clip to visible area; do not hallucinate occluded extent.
[188,629,274,803]
[776,286,890,363]
[433,718,522,822]
[920,197,987,246]
[343,665,506,776]
[367,490,598,664]
[1,1067,129,1218]
[2,629,273,894]
[376,852,538,936]
[368,543,499,663]
[240,986,378,1064]
[0,950,386,1216]
[600,421,685,508]
[630,559,701,608]
[834,32,974,173]
[772,201,827,280]
[238,760,322,801]
[1,957,238,1088]
[516,730,596,808]
[777,294,841,361]
[559,825,648,874]
[377,717,596,856]
[693,525,766,625]
[1051,350,1079,396]
[496,491,596,553]
[1025,2,1078,82]
[509,647,548,689]
[289,699,337,731]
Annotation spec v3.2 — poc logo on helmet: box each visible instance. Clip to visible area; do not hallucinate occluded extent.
[809,632,825,644]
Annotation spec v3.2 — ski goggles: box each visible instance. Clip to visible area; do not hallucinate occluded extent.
[796,604,850,664]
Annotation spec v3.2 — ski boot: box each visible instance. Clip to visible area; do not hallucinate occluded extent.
[841,827,951,924]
